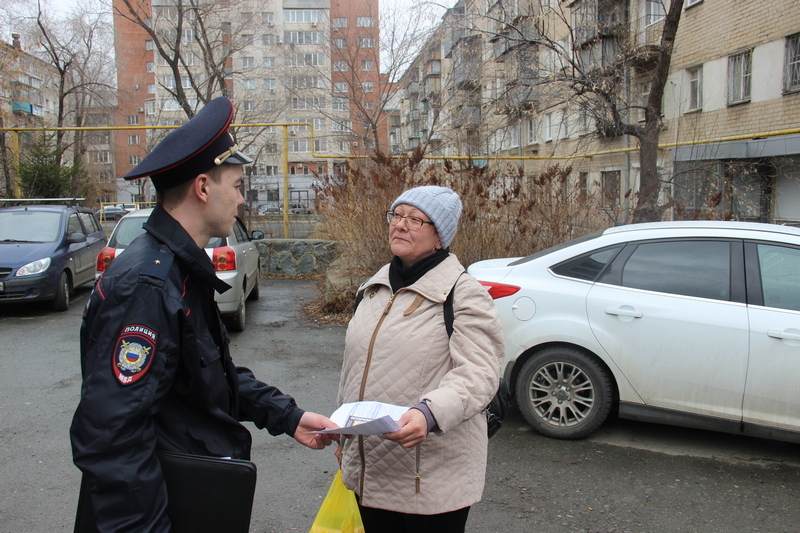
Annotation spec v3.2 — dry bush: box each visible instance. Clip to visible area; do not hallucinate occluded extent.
[312,153,612,318]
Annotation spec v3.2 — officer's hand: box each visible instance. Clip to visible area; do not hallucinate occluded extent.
[293,412,339,450]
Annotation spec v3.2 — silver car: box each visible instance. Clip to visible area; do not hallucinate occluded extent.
[96,208,263,331]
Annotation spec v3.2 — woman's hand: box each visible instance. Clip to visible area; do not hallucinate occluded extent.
[383,409,428,448]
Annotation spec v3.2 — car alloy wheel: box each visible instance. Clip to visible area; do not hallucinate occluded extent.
[516,347,613,439]
[53,271,71,312]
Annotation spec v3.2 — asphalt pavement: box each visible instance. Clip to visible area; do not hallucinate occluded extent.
[1,279,799,532]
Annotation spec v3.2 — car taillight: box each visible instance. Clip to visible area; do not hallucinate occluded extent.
[96,247,116,272]
[479,281,521,299]
[212,246,236,271]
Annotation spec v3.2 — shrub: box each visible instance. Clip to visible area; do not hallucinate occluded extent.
[312,153,612,318]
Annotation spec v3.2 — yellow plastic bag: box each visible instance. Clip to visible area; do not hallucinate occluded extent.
[309,470,365,533]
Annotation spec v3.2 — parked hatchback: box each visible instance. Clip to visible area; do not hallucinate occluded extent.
[0,203,107,311]
[468,221,800,443]
[96,208,263,331]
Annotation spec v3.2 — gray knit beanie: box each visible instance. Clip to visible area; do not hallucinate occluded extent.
[390,186,462,248]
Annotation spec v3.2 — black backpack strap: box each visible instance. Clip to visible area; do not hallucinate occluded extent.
[443,272,464,338]
[354,289,365,313]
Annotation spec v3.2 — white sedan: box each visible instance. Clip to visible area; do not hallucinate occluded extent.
[96,208,263,331]
[468,221,800,442]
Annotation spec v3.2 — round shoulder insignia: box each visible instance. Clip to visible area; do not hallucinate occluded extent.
[112,324,158,386]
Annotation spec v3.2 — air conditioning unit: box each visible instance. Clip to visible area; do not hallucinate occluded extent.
[267,22,274,27]
[137,107,145,113]
[133,84,140,90]
[352,141,359,147]
[311,22,317,27]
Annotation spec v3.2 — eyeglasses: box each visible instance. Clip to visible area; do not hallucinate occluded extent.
[386,211,434,231]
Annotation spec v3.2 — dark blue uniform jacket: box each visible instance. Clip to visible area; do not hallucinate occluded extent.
[70,205,304,532]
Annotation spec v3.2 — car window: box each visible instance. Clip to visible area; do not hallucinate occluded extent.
[67,214,83,236]
[109,217,147,248]
[0,211,62,242]
[551,245,623,281]
[618,240,731,300]
[757,243,800,312]
[78,212,100,235]
[510,229,606,266]
[232,221,247,243]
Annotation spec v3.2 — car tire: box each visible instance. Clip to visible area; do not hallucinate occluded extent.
[516,347,613,440]
[53,271,71,312]
[247,274,260,301]
[226,299,246,333]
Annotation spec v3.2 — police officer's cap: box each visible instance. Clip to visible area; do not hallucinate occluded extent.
[123,96,253,191]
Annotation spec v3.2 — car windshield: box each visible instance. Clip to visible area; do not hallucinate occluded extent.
[109,217,147,248]
[0,211,62,243]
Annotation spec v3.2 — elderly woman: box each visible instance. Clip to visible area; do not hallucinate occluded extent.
[336,185,505,532]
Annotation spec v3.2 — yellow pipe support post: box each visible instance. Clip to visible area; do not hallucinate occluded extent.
[282,125,290,239]
[12,131,20,197]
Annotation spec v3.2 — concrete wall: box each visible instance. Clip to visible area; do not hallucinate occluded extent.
[254,239,338,277]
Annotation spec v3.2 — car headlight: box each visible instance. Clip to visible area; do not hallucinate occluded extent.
[15,257,51,277]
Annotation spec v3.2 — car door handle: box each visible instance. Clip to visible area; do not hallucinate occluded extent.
[767,330,800,342]
[605,307,643,318]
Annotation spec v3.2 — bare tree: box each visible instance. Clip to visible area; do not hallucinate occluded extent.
[462,0,685,222]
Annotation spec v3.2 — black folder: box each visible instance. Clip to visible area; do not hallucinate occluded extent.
[74,451,257,533]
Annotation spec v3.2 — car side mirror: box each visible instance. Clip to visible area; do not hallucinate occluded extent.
[68,233,87,244]
[250,230,265,240]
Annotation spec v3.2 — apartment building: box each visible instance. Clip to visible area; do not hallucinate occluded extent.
[111,0,383,208]
[394,0,800,224]
[0,34,61,196]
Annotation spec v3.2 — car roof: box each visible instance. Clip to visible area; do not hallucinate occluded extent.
[0,204,92,214]
[603,220,800,239]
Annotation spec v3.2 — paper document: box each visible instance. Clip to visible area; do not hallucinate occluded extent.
[315,401,409,435]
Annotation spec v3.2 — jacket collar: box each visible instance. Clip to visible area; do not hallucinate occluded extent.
[143,205,231,294]
[367,254,464,303]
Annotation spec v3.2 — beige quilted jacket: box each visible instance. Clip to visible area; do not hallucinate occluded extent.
[337,254,504,515]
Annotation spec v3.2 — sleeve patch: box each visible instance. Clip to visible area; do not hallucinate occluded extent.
[112,324,158,386]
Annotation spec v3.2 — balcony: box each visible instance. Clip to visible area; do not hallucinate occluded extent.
[452,105,480,129]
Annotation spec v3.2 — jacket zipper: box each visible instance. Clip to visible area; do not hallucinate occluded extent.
[358,292,396,498]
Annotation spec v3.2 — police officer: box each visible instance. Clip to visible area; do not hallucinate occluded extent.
[70,97,337,532]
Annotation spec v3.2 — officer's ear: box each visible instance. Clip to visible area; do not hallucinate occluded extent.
[193,173,212,205]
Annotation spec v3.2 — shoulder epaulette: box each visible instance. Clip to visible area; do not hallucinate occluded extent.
[139,247,174,282]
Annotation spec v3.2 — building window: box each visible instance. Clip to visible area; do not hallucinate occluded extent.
[334,61,349,72]
[357,17,374,27]
[242,56,255,68]
[639,82,651,122]
[578,172,588,201]
[785,33,800,93]
[728,50,752,105]
[361,60,374,71]
[334,38,347,49]
[333,17,347,28]
[361,81,374,93]
[243,101,256,111]
[262,12,274,25]
[263,57,275,68]
[263,79,276,91]
[560,110,570,139]
[128,135,140,146]
[645,0,665,26]
[91,151,110,164]
[145,40,153,50]
[332,97,349,110]
[688,66,702,111]
[544,113,553,141]
[242,79,255,90]
[127,115,140,126]
[262,34,275,45]
[129,155,140,166]
[527,118,538,145]
[601,170,620,207]
[242,34,253,45]
[334,82,348,93]
[358,37,374,48]
[146,62,154,73]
